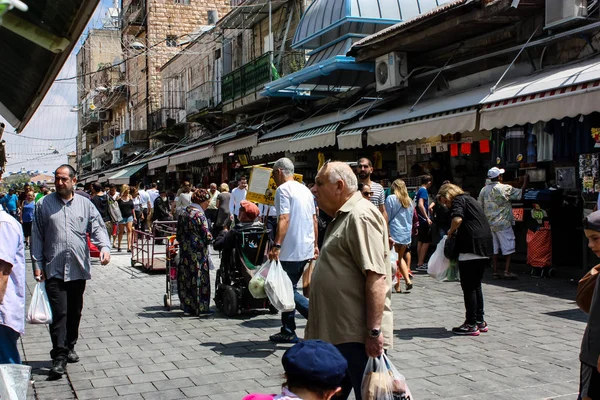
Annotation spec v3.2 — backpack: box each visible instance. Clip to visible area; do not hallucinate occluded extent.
[107,196,122,223]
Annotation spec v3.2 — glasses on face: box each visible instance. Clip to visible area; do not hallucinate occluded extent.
[362,191,373,197]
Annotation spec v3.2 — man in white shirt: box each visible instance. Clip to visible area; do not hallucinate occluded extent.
[0,204,26,364]
[137,185,152,231]
[206,183,220,227]
[268,158,318,344]
[229,176,248,223]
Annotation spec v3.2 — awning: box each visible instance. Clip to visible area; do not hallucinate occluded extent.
[214,133,258,156]
[251,136,292,158]
[108,164,147,186]
[339,86,488,146]
[168,147,214,167]
[337,129,364,150]
[208,154,223,164]
[148,157,169,170]
[289,123,339,153]
[479,56,600,130]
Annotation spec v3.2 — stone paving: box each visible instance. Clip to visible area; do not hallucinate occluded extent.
[20,247,588,400]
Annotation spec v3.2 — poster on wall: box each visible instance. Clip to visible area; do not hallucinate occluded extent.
[406,145,417,156]
[397,150,407,175]
[435,142,448,152]
[420,143,432,155]
[579,153,600,193]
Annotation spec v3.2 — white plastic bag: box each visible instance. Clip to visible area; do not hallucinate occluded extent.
[27,281,53,324]
[390,247,399,285]
[264,260,295,312]
[361,354,413,400]
[248,260,271,299]
[427,236,450,281]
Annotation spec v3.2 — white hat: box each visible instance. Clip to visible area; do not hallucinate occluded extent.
[487,167,505,179]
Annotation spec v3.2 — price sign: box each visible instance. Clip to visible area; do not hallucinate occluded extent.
[513,207,524,222]
[421,143,432,154]
[246,166,303,206]
[436,142,448,152]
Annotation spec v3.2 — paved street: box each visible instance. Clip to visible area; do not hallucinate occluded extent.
[20,248,587,400]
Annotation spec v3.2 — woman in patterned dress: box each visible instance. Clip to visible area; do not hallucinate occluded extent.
[176,188,213,316]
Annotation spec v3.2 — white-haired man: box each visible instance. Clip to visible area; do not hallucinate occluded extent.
[268,157,318,343]
[309,161,392,400]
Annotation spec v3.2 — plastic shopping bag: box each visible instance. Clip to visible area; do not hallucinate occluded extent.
[427,236,450,281]
[0,364,31,400]
[248,260,271,299]
[264,260,295,312]
[361,354,413,400]
[390,247,399,286]
[26,281,53,324]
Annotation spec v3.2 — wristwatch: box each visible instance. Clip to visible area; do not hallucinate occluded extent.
[367,328,381,338]
[273,244,282,249]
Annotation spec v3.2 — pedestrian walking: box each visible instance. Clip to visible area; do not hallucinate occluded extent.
[308,161,392,400]
[176,189,213,316]
[31,164,111,380]
[205,183,219,227]
[385,179,414,293]
[415,175,433,272]
[438,183,493,336]
[477,167,528,279]
[579,211,600,399]
[356,158,388,222]
[90,182,114,240]
[1,188,19,219]
[268,158,317,344]
[35,184,50,203]
[137,184,151,232]
[0,203,26,364]
[117,184,136,252]
[229,176,248,223]
[213,183,231,235]
[175,182,192,214]
[21,191,35,248]
[108,183,120,200]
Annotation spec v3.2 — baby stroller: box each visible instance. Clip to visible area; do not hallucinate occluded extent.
[214,224,276,317]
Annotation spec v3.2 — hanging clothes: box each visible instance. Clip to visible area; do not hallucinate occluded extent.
[490,128,505,165]
[531,121,553,162]
[505,126,526,163]
[526,124,536,164]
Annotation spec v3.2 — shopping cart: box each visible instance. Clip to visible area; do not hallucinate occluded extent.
[163,235,180,310]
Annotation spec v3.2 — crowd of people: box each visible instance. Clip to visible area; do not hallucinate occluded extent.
[1,159,599,400]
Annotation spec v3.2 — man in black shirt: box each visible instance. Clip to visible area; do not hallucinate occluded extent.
[90,183,113,239]
[152,188,171,222]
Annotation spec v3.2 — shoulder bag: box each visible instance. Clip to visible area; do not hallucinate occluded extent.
[577,264,600,313]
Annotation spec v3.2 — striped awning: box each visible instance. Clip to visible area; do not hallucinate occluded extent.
[251,136,292,158]
[289,123,339,153]
[148,157,169,170]
[214,133,258,156]
[168,147,214,166]
[337,128,364,150]
[208,154,223,164]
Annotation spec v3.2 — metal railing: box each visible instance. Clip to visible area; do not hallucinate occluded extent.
[221,51,305,102]
[121,0,146,29]
[148,108,184,132]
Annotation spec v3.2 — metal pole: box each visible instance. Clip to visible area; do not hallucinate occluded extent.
[269,0,273,81]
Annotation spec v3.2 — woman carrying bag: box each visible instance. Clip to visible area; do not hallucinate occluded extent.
[385,179,414,293]
[437,183,493,336]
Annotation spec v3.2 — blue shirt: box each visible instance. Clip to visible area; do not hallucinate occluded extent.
[1,194,18,211]
[415,187,429,222]
[21,200,35,223]
[385,195,414,245]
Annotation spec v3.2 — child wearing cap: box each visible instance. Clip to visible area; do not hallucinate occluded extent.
[579,211,600,399]
[243,340,348,400]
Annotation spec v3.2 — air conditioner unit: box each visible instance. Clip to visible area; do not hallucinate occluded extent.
[92,158,102,171]
[375,52,408,92]
[178,109,186,123]
[111,150,121,164]
[195,99,211,110]
[545,0,587,29]
[98,110,110,121]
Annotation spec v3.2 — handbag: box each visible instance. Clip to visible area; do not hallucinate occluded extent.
[577,264,600,313]
[302,261,314,298]
[444,233,459,260]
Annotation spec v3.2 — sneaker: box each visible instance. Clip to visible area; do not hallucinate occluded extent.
[452,322,480,336]
[415,265,428,272]
[476,321,489,333]
[269,332,299,343]
[67,349,80,363]
[48,358,67,380]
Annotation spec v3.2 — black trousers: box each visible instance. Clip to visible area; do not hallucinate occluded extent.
[205,209,218,228]
[458,258,487,325]
[45,278,87,360]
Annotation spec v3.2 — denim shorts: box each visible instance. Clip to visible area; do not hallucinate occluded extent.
[119,216,134,225]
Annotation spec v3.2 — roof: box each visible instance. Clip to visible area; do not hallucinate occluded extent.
[0,0,100,131]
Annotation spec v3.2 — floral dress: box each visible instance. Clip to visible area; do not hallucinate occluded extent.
[176,205,213,315]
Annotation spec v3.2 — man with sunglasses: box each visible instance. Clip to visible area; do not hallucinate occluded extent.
[356,158,388,224]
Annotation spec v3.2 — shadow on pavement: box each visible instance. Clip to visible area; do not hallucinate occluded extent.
[200,341,277,358]
[544,308,588,323]
[23,360,51,380]
[394,327,453,340]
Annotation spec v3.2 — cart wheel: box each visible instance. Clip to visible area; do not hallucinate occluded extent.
[223,285,238,317]
[268,304,279,315]
[131,260,135,268]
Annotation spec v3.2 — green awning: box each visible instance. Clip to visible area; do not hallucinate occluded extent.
[108,163,147,185]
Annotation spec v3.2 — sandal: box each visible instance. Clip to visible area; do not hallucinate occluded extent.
[394,283,402,293]
[405,283,413,291]
[503,272,518,279]
[492,273,501,280]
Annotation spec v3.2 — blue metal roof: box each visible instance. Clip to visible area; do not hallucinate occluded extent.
[293,0,455,49]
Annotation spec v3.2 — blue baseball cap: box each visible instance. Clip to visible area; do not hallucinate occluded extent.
[282,340,347,388]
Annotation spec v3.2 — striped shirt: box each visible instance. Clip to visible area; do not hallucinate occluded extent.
[31,192,111,281]
[369,181,385,207]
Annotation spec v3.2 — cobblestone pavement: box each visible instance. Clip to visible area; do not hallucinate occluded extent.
[20,248,587,400]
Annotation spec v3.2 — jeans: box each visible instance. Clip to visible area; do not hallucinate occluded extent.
[458,259,487,325]
[45,278,87,360]
[336,342,369,400]
[280,260,309,335]
[0,324,21,364]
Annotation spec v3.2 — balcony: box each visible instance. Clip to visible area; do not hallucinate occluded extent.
[91,139,115,160]
[221,51,305,103]
[82,110,99,131]
[148,108,186,133]
[121,0,146,31]
[186,81,219,116]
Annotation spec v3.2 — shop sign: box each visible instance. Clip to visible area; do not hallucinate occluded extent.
[406,145,417,156]
[247,166,303,206]
[513,207,524,222]
[114,133,128,149]
[420,143,432,154]
[435,142,448,152]
[397,149,407,175]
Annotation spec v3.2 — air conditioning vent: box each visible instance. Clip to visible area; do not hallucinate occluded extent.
[545,0,587,29]
[92,158,102,171]
[98,110,110,121]
[111,150,121,165]
[375,52,408,92]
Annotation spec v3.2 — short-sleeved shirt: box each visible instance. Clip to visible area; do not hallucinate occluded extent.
[305,192,393,349]
[1,194,18,211]
[21,200,35,223]
[0,207,26,335]
[477,182,522,232]
[415,187,429,222]
[275,180,315,262]
[385,195,414,245]
[138,190,151,210]
[369,181,385,207]
[581,268,600,367]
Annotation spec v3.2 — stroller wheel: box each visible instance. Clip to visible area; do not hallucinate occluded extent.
[223,285,239,317]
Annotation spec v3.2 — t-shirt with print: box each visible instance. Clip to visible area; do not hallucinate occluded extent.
[415,187,429,222]
[275,180,315,262]
[369,181,385,208]
[477,182,522,232]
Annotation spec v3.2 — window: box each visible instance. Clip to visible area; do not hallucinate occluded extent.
[166,35,177,47]
[174,0,190,4]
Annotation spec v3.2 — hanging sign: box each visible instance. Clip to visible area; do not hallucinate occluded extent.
[406,145,417,156]
[435,142,448,152]
[246,166,303,206]
[420,143,432,154]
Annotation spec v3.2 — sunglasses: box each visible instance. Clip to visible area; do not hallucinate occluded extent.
[362,191,373,196]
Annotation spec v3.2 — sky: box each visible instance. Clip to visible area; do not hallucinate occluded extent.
[1,0,115,174]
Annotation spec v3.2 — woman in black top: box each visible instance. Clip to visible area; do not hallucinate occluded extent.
[117,184,136,252]
[437,183,493,336]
